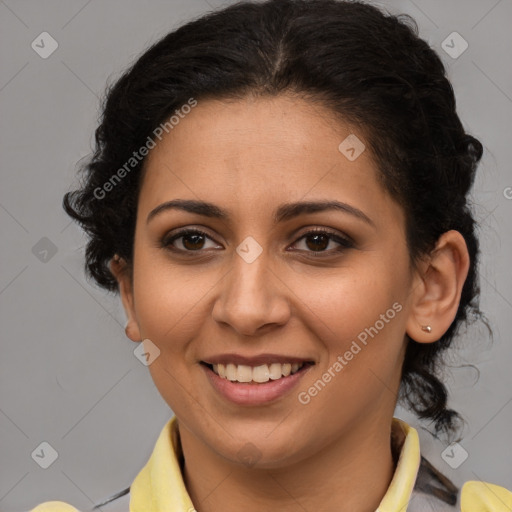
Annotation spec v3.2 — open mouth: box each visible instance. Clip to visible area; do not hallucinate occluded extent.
[201,361,314,384]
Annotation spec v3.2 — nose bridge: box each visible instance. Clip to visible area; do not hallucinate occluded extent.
[212,241,289,334]
[227,242,272,306]
[237,240,268,281]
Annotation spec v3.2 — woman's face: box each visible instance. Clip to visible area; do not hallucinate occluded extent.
[119,94,419,467]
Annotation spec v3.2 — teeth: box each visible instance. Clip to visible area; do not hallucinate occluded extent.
[236,365,253,383]
[226,363,237,381]
[211,362,306,383]
[269,363,282,380]
[253,364,270,383]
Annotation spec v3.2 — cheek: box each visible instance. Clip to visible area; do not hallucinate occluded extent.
[299,265,406,347]
[297,261,409,406]
[131,256,209,411]
[295,276,407,423]
[132,251,215,351]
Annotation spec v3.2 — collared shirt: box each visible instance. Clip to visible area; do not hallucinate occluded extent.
[29,416,512,512]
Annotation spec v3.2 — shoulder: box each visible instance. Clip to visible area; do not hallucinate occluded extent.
[394,420,512,511]
[28,502,80,512]
[410,471,512,512]
[27,481,512,512]
[412,456,512,511]
[409,490,457,511]
[460,481,512,511]
[94,488,131,512]
[27,488,130,512]
[410,455,459,510]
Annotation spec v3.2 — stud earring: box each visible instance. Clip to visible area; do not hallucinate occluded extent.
[421,325,432,333]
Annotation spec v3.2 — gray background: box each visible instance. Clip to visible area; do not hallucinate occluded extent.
[1,0,511,510]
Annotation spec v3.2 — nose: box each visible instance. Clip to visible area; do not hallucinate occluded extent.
[211,247,291,337]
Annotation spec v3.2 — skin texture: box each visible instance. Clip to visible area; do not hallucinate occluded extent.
[111,94,469,512]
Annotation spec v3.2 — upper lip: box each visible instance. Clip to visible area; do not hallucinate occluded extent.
[201,353,315,366]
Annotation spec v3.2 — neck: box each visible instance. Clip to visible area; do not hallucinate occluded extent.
[179,414,396,512]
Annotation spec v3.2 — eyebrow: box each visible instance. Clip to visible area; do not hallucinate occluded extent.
[146,199,375,227]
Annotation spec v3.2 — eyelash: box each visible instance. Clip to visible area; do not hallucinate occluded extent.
[161,227,354,258]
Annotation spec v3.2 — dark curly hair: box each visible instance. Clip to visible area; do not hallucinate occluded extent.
[63,0,485,441]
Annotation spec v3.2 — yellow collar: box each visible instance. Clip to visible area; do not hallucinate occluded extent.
[130,415,195,511]
[129,416,420,512]
[376,418,420,511]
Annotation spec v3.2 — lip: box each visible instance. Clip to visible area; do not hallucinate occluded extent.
[201,361,314,406]
[202,353,314,366]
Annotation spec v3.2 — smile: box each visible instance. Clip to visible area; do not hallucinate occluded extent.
[209,362,307,383]
[200,360,315,406]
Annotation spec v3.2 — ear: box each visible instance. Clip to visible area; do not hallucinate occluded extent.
[406,230,470,343]
[110,255,141,343]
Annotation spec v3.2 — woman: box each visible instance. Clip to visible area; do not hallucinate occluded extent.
[30,0,511,510]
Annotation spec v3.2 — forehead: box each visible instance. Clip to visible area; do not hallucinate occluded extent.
[145,94,364,172]
[138,94,401,227]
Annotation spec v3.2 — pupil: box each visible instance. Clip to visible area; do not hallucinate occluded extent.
[306,233,328,251]
[184,233,204,250]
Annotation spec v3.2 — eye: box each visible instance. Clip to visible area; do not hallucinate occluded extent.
[290,228,354,257]
[161,228,221,253]
[161,227,353,257]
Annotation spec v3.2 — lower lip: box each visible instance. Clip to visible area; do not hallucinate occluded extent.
[202,364,313,406]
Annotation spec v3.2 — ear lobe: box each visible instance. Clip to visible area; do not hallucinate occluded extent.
[110,255,141,343]
[406,230,470,344]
